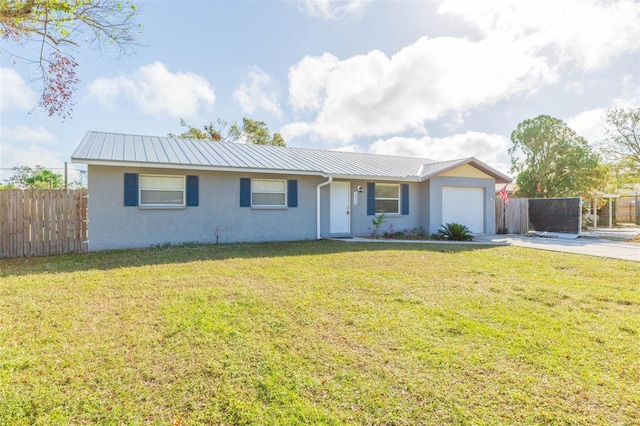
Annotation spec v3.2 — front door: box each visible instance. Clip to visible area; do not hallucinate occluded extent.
[330,181,350,234]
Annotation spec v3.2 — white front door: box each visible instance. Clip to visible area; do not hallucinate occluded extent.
[330,181,350,234]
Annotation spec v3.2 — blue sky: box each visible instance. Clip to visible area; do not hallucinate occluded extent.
[1,0,639,183]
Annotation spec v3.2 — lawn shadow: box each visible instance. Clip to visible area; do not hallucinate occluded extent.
[0,239,499,277]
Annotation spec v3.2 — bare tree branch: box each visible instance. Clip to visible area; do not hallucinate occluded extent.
[0,0,140,118]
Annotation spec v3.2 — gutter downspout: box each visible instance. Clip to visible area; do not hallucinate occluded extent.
[316,175,333,240]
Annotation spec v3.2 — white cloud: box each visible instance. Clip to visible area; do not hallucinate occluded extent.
[287,35,555,143]
[0,126,63,181]
[0,68,37,112]
[566,109,607,144]
[87,77,123,107]
[88,61,215,119]
[285,0,639,144]
[280,121,314,141]
[331,144,359,153]
[369,131,512,173]
[565,78,640,145]
[438,0,640,70]
[1,125,57,143]
[233,66,283,117]
[300,0,371,19]
[289,53,340,112]
[615,75,640,107]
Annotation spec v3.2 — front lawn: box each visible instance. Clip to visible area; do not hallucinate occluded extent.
[1,241,638,424]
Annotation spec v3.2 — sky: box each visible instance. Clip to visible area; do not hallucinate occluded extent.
[1,0,639,183]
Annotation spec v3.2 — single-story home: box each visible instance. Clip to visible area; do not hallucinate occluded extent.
[71,131,512,251]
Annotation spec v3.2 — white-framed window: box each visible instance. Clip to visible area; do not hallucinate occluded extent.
[375,183,400,214]
[252,179,286,207]
[139,174,185,207]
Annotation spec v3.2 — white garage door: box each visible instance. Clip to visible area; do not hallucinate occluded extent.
[442,186,484,233]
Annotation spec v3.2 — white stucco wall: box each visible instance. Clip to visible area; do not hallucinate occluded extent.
[87,165,324,250]
[86,165,496,250]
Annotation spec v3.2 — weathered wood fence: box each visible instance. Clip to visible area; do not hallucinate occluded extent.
[0,190,88,258]
[495,198,528,234]
[614,196,640,225]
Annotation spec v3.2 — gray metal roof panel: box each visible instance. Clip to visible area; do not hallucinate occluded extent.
[112,134,124,161]
[71,131,510,181]
[87,132,105,159]
[418,159,464,178]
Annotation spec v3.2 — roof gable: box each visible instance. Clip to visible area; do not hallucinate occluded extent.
[437,164,492,179]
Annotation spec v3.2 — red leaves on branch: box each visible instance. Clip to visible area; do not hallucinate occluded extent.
[41,50,79,119]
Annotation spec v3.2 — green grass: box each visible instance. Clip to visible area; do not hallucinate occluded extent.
[1,241,639,425]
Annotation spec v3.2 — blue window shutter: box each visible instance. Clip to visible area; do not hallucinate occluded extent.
[287,180,298,207]
[367,182,375,215]
[124,173,138,206]
[401,184,409,215]
[240,178,251,207]
[186,175,199,206]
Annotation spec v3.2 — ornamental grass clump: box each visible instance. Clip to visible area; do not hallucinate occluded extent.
[437,222,474,241]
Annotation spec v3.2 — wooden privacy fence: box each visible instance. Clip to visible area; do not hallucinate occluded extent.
[495,198,528,234]
[0,190,88,258]
[614,196,640,225]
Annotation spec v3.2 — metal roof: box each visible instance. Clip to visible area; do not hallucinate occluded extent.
[71,131,511,183]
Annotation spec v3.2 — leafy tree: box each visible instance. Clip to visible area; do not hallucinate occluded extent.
[235,118,286,146]
[601,107,640,182]
[169,118,227,141]
[0,0,140,118]
[3,165,63,189]
[170,118,286,146]
[509,115,606,198]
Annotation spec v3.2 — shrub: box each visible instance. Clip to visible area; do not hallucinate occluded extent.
[370,214,386,238]
[437,223,474,241]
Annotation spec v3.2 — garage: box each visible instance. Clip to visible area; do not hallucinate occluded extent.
[442,186,484,233]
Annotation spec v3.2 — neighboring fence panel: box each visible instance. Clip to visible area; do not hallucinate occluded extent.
[495,197,583,234]
[0,190,87,258]
[496,198,528,234]
[529,197,582,234]
[614,196,639,224]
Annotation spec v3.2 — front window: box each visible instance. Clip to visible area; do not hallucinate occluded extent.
[252,179,286,207]
[375,183,400,214]
[139,175,185,206]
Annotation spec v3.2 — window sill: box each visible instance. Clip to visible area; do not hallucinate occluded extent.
[251,206,288,210]
[376,213,401,217]
[138,205,187,210]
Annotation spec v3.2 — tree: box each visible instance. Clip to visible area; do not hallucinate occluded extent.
[235,118,286,146]
[168,118,228,142]
[509,115,606,198]
[170,118,286,146]
[601,107,640,182]
[0,0,140,118]
[3,165,63,189]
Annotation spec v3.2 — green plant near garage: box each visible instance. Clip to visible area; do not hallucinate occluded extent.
[437,222,474,241]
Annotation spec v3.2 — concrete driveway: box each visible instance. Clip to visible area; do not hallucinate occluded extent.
[473,233,639,262]
[336,230,640,262]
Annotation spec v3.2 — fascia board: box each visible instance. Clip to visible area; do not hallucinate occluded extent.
[71,159,425,182]
[71,159,327,177]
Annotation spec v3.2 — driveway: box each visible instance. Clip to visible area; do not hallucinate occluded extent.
[336,233,639,262]
[473,234,639,262]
